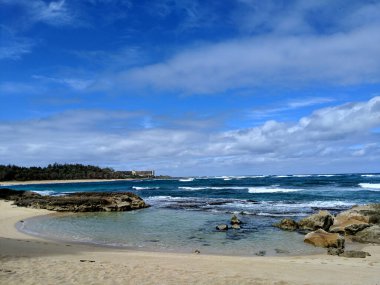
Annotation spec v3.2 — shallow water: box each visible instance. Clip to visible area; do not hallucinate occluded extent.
[6,173,380,256]
[18,208,325,256]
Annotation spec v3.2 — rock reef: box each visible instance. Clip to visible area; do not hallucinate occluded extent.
[0,188,149,212]
[275,203,380,257]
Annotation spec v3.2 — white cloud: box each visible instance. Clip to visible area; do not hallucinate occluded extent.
[32,75,94,91]
[0,26,34,60]
[115,24,380,94]
[0,97,379,175]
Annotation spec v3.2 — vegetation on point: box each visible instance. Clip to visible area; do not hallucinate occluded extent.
[0,163,154,181]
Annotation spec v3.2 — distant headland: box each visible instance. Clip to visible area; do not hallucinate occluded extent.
[0,163,168,182]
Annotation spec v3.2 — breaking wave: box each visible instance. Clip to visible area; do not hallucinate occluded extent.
[359,183,380,190]
[248,187,301,193]
[132,186,160,190]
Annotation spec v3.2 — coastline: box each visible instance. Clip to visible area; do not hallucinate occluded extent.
[0,179,137,186]
[1,201,379,284]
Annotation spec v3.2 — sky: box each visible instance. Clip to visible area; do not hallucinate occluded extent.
[0,0,380,176]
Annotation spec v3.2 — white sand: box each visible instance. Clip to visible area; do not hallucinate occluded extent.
[0,200,379,285]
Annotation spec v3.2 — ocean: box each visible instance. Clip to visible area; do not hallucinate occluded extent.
[5,173,380,256]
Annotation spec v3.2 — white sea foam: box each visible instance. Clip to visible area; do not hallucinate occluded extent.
[179,178,195,182]
[248,187,301,193]
[361,174,380,178]
[178,186,247,191]
[316,174,336,177]
[32,190,55,196]
[274,201,356,208]
[359,183,380,190]
[132,186,160,190]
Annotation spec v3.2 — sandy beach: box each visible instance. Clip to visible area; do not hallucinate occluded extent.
[0,201,379,285]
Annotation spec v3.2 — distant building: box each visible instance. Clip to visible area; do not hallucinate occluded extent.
[124,170,155,177]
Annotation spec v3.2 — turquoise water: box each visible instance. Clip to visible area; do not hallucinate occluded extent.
[18,208,324,256]
[5,173,380,256]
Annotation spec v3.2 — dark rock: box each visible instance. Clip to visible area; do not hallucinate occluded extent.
[255,250,266,256]
[216,224,229,231]
[0,188,149,212]
[340,250,371,258]
[274,218,298,231]
[298,211,334,231]
[327,247,344,256]
[230,214,242,225]
[275,248,290,254]
[351,225,380,244]
[344,223,371,235]
[304,229,345,249]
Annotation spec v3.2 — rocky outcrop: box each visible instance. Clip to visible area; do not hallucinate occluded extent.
[298,211,334,231]
[216,224,228,231]
[351,225,380,244]
[274,218,298,231]
[231,214,242,225]
[0,188,149,212]
[304,229,345,249]
[337,204,380,224]
[330,206,373,234]
[340,250,371,258]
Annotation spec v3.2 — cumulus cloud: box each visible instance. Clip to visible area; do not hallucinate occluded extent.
[0,97,379,175]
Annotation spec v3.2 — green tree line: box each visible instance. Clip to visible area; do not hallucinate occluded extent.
[0,163,147,181]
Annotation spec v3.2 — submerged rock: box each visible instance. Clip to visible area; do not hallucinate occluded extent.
[231,224,241,230]
[216,224,229,231]
[0,188,149,212]
[274,218,298,231]
[255,250,266,256]
[275,248,290,254]
[298,211,334,232]
[304,229,345,249]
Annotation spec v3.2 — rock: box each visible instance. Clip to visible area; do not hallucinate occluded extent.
[275,248,290,254]
[336,204,380,225]
[327,247,344,256]
[304,229,345,249]
[351,225,380,244]
[274,218,298,231]
[231,224,241,230]
[216,224,229,231]
[340,250,371,258]
[0,189,149,212]
[344,223,371,235]
[255,250,266,256]
[298,211,334,231]
[330,211,371,234]
[230,214,242,225]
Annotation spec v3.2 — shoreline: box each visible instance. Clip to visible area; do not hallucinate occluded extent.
[0,178,138,186]
[1,201,380,284]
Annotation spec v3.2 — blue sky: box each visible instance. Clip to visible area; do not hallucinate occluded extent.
[1,0,380,175]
